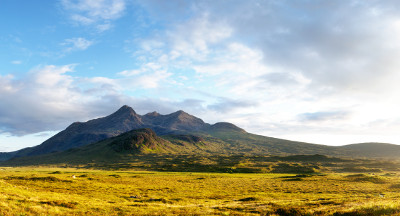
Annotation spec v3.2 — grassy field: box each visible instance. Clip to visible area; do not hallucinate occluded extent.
[1,167,400,215]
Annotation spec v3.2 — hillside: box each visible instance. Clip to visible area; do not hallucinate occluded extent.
[2,128,226,166]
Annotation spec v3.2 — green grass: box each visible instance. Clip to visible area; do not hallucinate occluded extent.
[1,167,400,215]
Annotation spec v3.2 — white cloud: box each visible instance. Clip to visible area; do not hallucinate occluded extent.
[96,22,112,32]
[118,62,162,77]
[118,62,172,89]
[168,15,232,60]
[61,37,93,52]
[61,0,126,31]
[0,75,15,93]
[193,43,266,76]
[0,65,118,135]
[70,14,94,25]
[118,69,142,77]
[135,70,171,89]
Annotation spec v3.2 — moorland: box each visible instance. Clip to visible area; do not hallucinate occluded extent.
[1,167,400,215]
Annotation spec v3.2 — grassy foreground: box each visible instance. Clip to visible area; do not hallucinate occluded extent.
[1,167,400,215]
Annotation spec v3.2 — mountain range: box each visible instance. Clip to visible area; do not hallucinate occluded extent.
[1,105,400,164]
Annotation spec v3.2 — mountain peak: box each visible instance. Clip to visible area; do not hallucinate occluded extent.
[172,110,187,115]
[118,105,136,114]
[168,110,202,122]
[170,110,195,119]
[110,105,137,117]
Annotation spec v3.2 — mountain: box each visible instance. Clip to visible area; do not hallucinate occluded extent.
[5,105,212,159]
[1,105,400,164]
[2,128,218,166]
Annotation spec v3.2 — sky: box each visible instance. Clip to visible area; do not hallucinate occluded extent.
[1,0,400,152]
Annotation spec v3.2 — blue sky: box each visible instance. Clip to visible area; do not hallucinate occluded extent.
[2,0,400,151]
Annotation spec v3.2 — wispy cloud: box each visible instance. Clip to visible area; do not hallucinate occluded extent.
[125,70,172,89]
[118,62,172,89]
[61,37,93,52]
[118,62,162,77]
[167,14,233,60]
[61,0,126,31]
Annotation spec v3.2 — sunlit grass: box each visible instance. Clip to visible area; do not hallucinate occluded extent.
[1,167,399,215]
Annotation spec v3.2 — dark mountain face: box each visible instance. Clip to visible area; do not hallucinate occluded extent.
[9,105,230,158]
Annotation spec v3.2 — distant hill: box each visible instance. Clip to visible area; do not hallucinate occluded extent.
[1,105,400,164]
[341,142,400,158]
